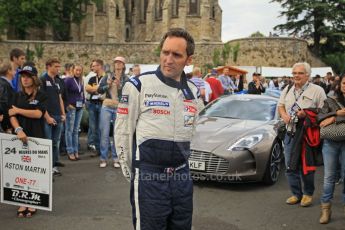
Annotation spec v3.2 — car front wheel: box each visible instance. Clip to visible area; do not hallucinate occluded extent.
[263,140,283,185]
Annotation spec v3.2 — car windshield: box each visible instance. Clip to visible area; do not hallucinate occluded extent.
[200,97,277,121]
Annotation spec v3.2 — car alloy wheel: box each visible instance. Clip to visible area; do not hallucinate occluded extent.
[263,141,282,185]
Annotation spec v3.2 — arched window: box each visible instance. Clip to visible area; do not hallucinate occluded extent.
[116,4,120,18]
[155,0,163,20]
[96,1,106,13]
[140,0,149,22]
[188,0,199,15]
[172,0,179,17]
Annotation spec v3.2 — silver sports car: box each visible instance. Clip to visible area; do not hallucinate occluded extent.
[189,94,285,185]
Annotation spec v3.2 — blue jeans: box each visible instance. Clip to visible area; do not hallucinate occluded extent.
[99,106,117,161]
[283,135,315,198]
[88,102,102,152]
[321,140,345,204]
[44,116,63,167]
[85,101,94,146]
[65,108,83,155]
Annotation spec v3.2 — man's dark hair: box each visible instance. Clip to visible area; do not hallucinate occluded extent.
[9,48,25,61]
[93,59,104,66]
[159,28,195,56]
[46,58,60,67]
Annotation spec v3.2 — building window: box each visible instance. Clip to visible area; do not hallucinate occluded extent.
[172,0,179,17]
[188,0,199,16]
[96,1,106,13]
[116,4,120,18]
[155,0,163,20]
[140,0,149,22]
[210,4,215,19]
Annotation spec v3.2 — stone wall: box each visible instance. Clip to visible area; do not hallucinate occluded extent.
[0,40,223,73]
[226,37,326,67]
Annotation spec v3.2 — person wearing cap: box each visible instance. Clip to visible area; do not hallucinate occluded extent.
[206,69,224,102]
[97,56,128,168]
[248,72,266,94]
[313,74,327,93]
[9,63,47,217]
[0,61,16,133]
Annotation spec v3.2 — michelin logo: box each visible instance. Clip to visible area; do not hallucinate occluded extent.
[144,101,170,107]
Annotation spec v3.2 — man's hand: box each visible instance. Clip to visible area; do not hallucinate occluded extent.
[336,108,345,117]
[296,109,306,118]
[61,115,66,122]
[281,113,291,124]
[320,116,336,128]
[0,114,3,122]
[46,116,56,125]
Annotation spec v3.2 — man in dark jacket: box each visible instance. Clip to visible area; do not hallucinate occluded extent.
[248,72,265,94]
[0,61,16,132]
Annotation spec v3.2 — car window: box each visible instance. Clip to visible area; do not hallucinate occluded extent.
[200,98,277,121]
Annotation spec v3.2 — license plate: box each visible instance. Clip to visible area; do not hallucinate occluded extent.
[189,160,206,171]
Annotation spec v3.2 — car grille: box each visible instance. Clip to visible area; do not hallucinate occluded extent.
[189,150,229,173]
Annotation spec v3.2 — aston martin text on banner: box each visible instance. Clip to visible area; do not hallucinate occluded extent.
[0,133,53,211]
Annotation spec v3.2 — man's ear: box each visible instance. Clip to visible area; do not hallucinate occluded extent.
[186,55,193,66]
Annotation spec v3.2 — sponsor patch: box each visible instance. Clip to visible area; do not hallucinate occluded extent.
[144,93,168,99]
[120,95,129,103]
[152,109,170,115]
[29,100,39,105]
[184,115,195,127]
[184,105,197,114]
[144,100,170,107]
[117,107,128,114]
[183,99,193,103]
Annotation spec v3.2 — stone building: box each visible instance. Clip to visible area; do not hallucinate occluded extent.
[8,0,222,43]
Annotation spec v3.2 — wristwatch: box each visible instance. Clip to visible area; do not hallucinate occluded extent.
[15,126,23,134]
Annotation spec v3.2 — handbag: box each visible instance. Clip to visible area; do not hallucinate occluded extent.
[320,99,345,141]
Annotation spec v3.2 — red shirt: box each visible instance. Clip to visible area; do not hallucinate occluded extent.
[206,77,224,101]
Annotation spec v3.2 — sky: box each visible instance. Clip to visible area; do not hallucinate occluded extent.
[218,0,286,42]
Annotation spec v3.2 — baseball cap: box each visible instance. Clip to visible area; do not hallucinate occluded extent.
[113,56,126,64]
[19,65,38,77]
[210,69,218,75]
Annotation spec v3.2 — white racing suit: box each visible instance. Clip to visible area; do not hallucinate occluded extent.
[115,67,203,230]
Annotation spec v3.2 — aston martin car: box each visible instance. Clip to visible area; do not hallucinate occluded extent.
[189,94,285,185]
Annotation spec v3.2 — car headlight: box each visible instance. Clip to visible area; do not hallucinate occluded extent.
[228,134,263,151]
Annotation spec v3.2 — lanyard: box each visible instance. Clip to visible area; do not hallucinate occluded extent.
[293,83,309,102]
[73,77,82,93]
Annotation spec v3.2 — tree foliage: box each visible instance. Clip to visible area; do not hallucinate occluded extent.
[271,0,345,74]
[0,0,103,41]
[249,31,265,38]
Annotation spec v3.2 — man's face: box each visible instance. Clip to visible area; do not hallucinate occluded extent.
[292,65,309,86]
[160,36,192,80]
[114,61,124,71]
[133,66,140,76]
[14,55,26,68]
[92,62,102,75]
[223,68,229,76]
[48,63,61,76]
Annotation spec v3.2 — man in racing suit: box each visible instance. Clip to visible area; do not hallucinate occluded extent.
[115,28,203,230]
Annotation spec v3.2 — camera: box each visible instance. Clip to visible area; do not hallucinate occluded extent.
[112,76,115,81]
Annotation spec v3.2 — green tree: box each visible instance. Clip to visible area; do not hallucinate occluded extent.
[323,53,345,75]
[249,31,265,38]
[271,0,345,56]
[0,0,103,41]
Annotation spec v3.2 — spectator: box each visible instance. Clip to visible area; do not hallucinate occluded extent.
[64,64,85,161]
[234,74,244,92]
[313,75,327,93]
[317,75,345,224]
[190,67,206,99]
[98,56,128,168]
[40,58,66,176]
[248,72,265,94]
[278,62,326,207]
[9,63,46,217]
[0,61,16,133]
[10,48,26,92]
[206,69,224,102]
[130,64,141,78]
[218,67,237,94]
[85,59,106,157]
